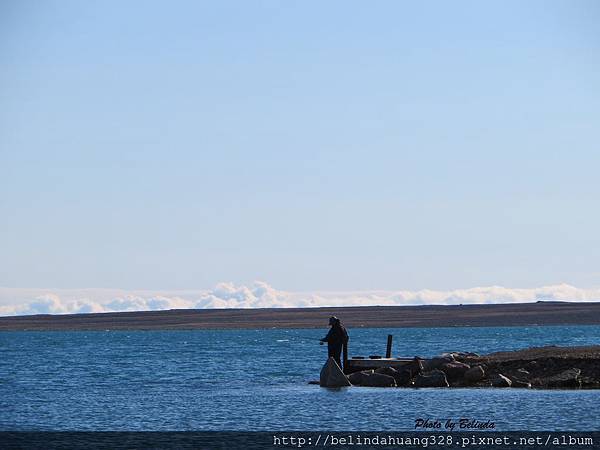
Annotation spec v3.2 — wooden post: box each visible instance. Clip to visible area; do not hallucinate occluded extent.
[342,341,348,373]
[385,334,393,358]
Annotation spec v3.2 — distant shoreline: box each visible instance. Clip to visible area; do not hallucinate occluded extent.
[1,301,600,331]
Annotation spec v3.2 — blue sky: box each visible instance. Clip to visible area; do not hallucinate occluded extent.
[1,0,599,294]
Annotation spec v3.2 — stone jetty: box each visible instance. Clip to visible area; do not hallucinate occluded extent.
[318,345,600,389]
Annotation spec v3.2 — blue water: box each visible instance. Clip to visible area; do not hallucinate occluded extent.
[1,325,599,431]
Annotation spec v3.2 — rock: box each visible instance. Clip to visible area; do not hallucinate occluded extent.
[393,369,413,387]
[423,356,454,371]
[403,357,424,378]
[440,361,471,381]
[464,365,486,382]
[320,358,351,388]
[375,366,398,377]
[374,366,415,386]
[414,369,449,388]
[491,374,512,387]
[373,366,412,386]
[362,373,397,387]
[308,380,320,385]
[525,360,538,370]
[541,368,582,389]
[508,368,531,388]
[444,351,480,359]
[580,377,600,389]
[511,379,531,388]
[348,370,374,386]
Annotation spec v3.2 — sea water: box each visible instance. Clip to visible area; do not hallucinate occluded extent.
[1,325,599,430]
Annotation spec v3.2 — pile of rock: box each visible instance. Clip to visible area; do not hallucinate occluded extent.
[483,359,589,389]
[317,346,598,389]
[348,369,397,387]
[342,354,531,389]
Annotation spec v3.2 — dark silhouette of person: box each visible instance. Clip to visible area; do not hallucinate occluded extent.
[320,316,349,368]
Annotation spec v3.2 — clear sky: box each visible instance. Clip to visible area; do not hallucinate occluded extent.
[1,0,599,294]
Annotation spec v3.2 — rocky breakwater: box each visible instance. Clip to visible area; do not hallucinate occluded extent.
[319,346,600,389]
[462,345,600,390]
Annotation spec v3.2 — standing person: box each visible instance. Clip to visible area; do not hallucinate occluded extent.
[320,316,349,368]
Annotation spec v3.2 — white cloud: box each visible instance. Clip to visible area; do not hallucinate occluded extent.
[104,295,193,312]
[0,282,599,316]
[195,281,292,309]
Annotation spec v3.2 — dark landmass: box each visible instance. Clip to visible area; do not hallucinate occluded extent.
[1,301,600,331]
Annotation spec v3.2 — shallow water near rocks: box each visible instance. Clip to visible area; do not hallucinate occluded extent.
[1,325,599,430]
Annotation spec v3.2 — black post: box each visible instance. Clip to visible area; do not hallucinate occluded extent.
[385,334,393,358]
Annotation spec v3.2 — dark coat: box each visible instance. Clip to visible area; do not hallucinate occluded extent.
[322,323,349,351]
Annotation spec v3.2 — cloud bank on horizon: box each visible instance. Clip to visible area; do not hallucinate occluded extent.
[1,282,599,316]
